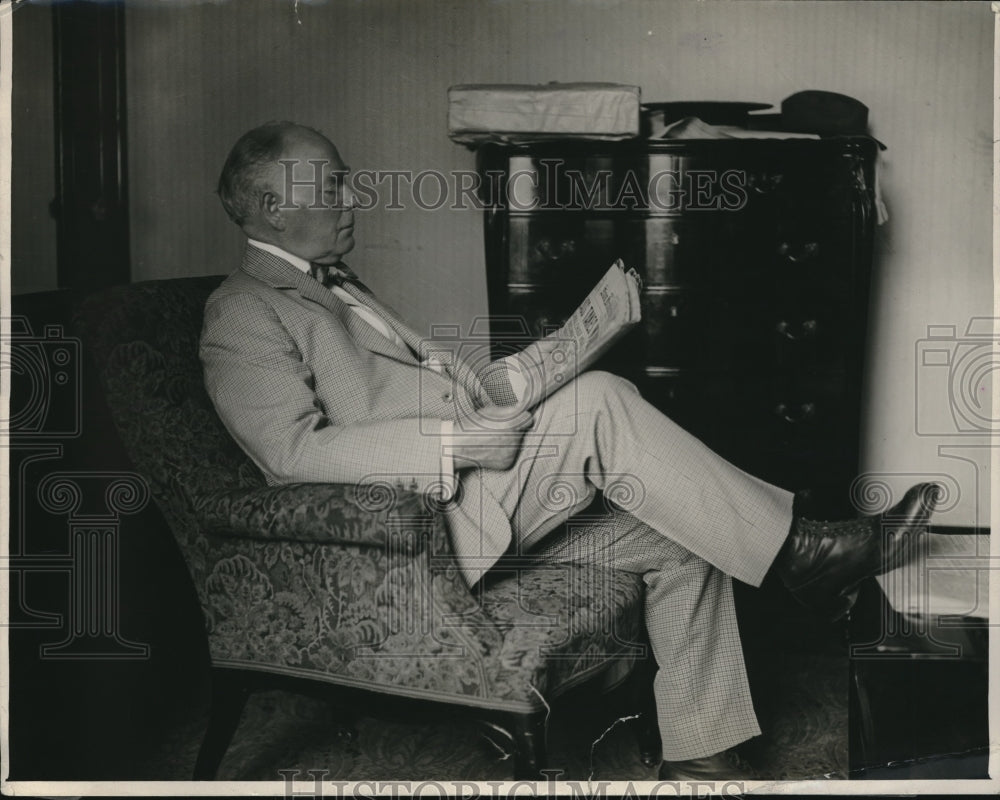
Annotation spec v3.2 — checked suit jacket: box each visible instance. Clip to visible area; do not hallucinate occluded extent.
[200,245,519,585]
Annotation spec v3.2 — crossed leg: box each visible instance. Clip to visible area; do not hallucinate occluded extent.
[480,370,795,586]
[528,508,760,761]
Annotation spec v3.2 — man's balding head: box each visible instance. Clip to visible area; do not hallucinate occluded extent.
[218,122,356,263]
[217,121,324,226]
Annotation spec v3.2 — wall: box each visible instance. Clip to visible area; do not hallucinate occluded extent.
[118,0,991,526]
[855,5,994,530]
[11,0,57,295]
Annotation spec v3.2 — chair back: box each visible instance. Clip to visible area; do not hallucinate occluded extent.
[75,277,265,582]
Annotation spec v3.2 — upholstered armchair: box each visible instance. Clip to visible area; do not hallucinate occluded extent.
[74,276,658,779]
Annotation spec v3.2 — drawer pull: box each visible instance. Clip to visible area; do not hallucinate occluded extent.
[777,241,820,263]
[748,172,784,194]
[535,237,576,262]
[774,401,816,423]
[536,316,558,335]
[775,319,818,340]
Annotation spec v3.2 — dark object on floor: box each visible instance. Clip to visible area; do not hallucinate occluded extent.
[849,574,989,779]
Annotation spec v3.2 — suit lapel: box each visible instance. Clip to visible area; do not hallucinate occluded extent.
[240,246,418,364]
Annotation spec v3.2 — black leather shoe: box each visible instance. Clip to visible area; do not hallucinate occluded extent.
[776,482,940,621]
[658,748,758,781]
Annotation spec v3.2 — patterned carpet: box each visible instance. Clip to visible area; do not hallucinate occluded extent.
[137,651,848,782]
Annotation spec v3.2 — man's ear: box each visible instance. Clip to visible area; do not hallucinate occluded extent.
[259,190,286,231]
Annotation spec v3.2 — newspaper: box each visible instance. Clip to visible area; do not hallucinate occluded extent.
[502,259,643,410]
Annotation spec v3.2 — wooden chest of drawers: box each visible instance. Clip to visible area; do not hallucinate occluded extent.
[478,138,878,516]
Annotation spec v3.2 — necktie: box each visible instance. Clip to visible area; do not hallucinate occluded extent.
[309,262,487,405]
[309,262,366,292]
[310,263,418,355]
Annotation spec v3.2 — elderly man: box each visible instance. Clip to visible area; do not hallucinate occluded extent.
[200,121,937,780]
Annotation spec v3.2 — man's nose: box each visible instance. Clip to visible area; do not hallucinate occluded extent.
[342,183,358,210]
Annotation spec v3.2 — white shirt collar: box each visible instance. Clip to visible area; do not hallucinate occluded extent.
[247,239,312,274]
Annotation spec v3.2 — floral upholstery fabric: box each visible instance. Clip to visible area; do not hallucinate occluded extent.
[194,482,407,546]
[74,277,645,712]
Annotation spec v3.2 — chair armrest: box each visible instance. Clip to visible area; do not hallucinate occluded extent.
[199,484,498,676]
[193,482,434,547]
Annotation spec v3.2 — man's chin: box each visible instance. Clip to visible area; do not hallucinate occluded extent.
[311,236,354,265]
[315,249,353,266]
[332,233,355,262]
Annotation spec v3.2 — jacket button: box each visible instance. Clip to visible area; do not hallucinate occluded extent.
[442,392,452,401]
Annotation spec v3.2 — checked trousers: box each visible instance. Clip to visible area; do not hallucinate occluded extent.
[474,370,795,760]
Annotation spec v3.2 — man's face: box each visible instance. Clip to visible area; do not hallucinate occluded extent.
[269,131,355,265]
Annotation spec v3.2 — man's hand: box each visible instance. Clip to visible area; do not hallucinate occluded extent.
[450,405,534,471]
[503,332,575,412]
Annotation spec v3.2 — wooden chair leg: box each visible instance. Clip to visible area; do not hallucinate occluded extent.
[193,677,251,779]
[329,707,361,756]
[629,642,662,767]
[633,708,662,768]
[511,711,548,779]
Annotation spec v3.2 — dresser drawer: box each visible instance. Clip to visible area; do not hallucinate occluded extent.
[766,301,861,371]
[640,291,860,373]
[728,148,874,221]
[767,221,864,303]
[770,150,874,219]
[507,216,621,286]
[635,368,858,491]
[639,369,852,429]
[508,214,771,289]
[502,281,858,373]
[752,370,851,431]
[502,285,776,370]
[639,289,778,369]
[616,217,769,288]
[504,203,864,299]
